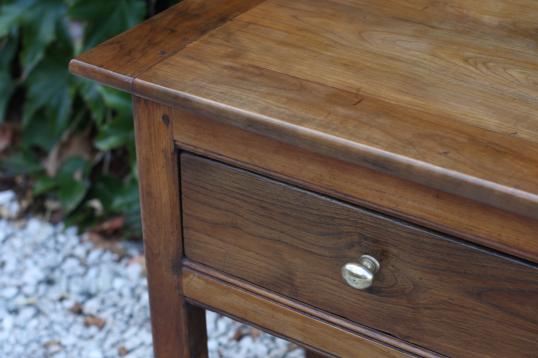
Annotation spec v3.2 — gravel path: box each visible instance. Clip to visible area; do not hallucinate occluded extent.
[0,191,304,357]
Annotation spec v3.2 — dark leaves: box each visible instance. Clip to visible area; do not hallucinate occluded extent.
[0,0,163,235]
[0,36,17,122]
[69,0,146,50]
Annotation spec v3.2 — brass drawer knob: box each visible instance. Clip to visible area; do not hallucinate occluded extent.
[341,255,380,290]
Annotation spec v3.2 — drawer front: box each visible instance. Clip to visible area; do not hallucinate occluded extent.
[181,154,538,357]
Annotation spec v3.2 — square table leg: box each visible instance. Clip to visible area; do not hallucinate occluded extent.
[133,97,208,357]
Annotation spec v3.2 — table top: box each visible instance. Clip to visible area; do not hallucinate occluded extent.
[70,0,538,219]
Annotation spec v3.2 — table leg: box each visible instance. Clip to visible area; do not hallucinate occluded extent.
[134,97,208,357]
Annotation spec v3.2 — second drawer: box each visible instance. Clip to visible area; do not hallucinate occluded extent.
[181,153,538,357]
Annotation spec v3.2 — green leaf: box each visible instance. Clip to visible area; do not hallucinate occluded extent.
[76,82,133,129]
[0,35,17,68]
[0,0,34,38]
[55,156,90,213]
[112,178,140,234]
[94,114,134,151]
[0,0,155,235]
[94,89,136,159]
[64,207,94,231]
[57,156,90,178]
[57,178,88,213]
[92,174,124,212]
[0,71,14,122]
[76,78,106,124]
[22,25,74,148]
[19,112,60,150]
[111,179,139,212]
[0,36,17,122]
[32,157,90,213]
[1,149,42,176]
[1,0,67,76]
[99,87,132,116]
[33,175,58,195]
[88,174,141,235]
[19,0,67,75]
[122,200,141,235]
[69,0,146,50]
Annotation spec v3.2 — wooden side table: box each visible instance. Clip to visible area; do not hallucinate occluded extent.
[70,1,538,357]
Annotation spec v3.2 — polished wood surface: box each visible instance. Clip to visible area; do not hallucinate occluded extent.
[71,0,538,220]
[69,0,264,91]
[133,98,207,357]
[181,153,538,358]
[171,105,538,263]
[182,264,412,358]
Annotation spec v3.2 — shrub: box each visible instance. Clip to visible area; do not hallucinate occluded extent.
[0,0,179,236]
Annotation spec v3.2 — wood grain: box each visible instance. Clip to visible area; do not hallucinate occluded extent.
[69,0,266,91]
[184,260,440,358]
[133,98,207,357]
[170,106,538,264]
[181,153,538,358]
[182,266,412,358]
[132,0,538,218]
[70,0,538,251]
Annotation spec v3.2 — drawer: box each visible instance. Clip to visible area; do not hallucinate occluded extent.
[181,153,538,357]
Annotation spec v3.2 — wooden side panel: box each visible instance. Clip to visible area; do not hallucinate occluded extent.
[70,0,266,91]
[182,266,411,358]
[181,153,538,358]
[169,107,538,263]
[133,98,207,357]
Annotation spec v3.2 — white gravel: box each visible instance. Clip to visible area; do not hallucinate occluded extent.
[0,191,304,357]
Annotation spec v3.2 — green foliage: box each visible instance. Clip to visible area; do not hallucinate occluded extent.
[0,0,180,235]
[69,0,146,50]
